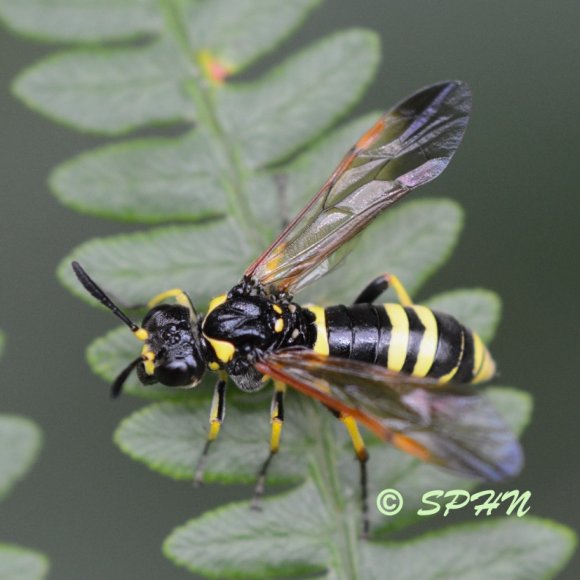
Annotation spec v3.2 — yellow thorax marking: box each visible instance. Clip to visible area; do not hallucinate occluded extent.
[207,294,227,315]
[272,304,284,333]
[206,337,235,364]
[204,295,232,363]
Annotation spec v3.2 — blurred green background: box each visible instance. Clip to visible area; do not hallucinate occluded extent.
[1,0,578,578]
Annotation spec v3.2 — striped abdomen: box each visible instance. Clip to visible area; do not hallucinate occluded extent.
[306,304,495,384]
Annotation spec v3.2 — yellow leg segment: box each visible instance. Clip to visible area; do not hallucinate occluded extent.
[252,381,286,509]
[341,415,369,463]
[207,373,227,440]
[341,414,370,538]
[386,274,413,307]
[194,373,227,485]
[269,381,286,453]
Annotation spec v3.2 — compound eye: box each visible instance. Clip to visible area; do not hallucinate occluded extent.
[155,357,199,387]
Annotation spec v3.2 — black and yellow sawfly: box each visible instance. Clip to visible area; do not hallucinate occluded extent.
[73,81,522,535]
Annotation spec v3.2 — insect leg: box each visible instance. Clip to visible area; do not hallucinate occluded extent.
[340,414,370,538]
[354,273,413,306]
[147,288,198,322]
[193,373,227,486]
[251,381,286,509]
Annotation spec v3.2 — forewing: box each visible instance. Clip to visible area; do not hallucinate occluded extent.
[246,81,472,294]
[256,350,523,482]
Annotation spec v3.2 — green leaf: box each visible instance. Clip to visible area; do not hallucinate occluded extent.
[301,199,464,304]
[165,485,574,579]
[0,331,5,359]
[58,219,254,307]
[0,544,49,580]
[0,336,48,574]
[425,289,502,344]
[488,387,533,435]
[50,111,379,226]
[0,416,42,501]
[217,29,380,168]
[164,482,331,578]
[186,0,321,73]
[115,394,319,483]
[13,39,194,135]
[360,518,576,580]
[50,129,229,223]
[0,0,161,43]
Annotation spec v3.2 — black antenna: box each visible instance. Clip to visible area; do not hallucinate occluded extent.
[71,261,145,337]
[111,356,142,399]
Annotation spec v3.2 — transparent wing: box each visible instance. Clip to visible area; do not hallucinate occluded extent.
[246,81,472,294]
[256,349,523,482]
